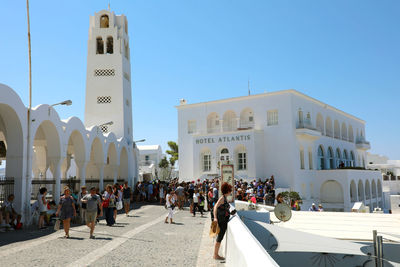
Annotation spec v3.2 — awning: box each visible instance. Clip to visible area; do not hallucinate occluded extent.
[245,220,369,256]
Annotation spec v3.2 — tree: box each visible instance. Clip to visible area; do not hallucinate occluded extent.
[280,191,302,205]
[159,157,170,169]
[166,141,178,167]
[158,156,171,181]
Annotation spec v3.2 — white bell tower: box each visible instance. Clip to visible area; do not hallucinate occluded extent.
[84,10,133,142]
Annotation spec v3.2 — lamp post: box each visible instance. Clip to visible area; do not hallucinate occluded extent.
[48,100,72,115]
[97,121,113,134]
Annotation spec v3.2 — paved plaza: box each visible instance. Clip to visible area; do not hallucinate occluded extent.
[0,204,225,267]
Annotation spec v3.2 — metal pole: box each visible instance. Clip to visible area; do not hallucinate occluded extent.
[25,0,33,222]
[377,236,384,267]
[373,230,378,267]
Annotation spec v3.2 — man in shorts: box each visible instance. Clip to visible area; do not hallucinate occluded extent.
[122,181,132,216]
[81,187,102,239]
[175,183,185,210]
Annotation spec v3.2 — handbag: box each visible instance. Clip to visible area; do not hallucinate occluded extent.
[54,219,60,231]
[102,198,110,208]
[117,201,123,210]
[209,221,220,238]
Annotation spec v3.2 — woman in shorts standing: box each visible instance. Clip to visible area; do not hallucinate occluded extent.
[213,182,233,260]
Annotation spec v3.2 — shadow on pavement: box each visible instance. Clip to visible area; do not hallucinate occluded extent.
[0,202,147,247]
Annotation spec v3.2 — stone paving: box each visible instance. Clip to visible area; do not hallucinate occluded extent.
[0,204,226,266]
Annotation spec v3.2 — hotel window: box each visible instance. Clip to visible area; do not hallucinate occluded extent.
[327,147,334,169]
[317,145,325,170]
[238,152,247,170]
[300,149,305,170]
[188,120,196,134]
[267,110,278,126]
[308,149,313,170]
[203,154,211,172]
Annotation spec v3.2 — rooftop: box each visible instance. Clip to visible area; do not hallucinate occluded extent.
[176,89,365,123]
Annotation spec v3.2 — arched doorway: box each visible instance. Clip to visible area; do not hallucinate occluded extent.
[86,138,104,179]
[0,103,24,210]
[104,143,117,181]
[365,180,371,200]
[223,111,237,132]
[350,180,357,202]
[320,180,344,211]
[118,147,128,180]
[32,120,61,199]
[358,180,364,202]
[207,112,219,133]
[239,108,254,129]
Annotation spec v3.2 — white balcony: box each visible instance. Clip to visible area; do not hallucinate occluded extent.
[295,123,321,141]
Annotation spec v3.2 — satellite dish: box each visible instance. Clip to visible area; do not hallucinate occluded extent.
[274,203,292,222]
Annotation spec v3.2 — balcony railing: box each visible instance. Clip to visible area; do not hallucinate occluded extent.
[296,122,316,131]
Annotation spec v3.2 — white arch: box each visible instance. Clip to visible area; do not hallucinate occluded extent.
[325,117,333,137]
[239,108,254,129]
[377,180,382,197]
[316,113,324,134]
[207,112,220,133]
[371,180,377,199]
[86,137,104,179]
[118,146,129,179]
[365,180,371,200]
[334,120,340,139]
[348,125,354,142]
[350,180,357,202]
[223,110,237,132]
[320,180,344,203]
[0,84,27,213]
[341,122,348,141]
[358,180,364,201]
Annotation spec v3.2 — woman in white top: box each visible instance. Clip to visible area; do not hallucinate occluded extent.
[37,187,48,229]
[164,189,177,224]
[159,183,165,204]
[192,189,201,217]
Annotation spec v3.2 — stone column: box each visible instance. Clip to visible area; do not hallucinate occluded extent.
[113,166,118,184]
[76,160,88,187]
[49,157,63,204]
[98,163,105,191]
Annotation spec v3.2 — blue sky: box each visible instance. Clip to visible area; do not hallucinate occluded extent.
[1,0,399,159]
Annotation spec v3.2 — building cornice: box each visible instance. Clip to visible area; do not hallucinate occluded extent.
[175,89,365,124]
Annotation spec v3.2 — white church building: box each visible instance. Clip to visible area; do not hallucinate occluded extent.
[177,90,383,211]
[0,10,139,220]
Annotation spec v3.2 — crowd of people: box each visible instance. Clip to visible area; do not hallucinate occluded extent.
[24,181,134,238]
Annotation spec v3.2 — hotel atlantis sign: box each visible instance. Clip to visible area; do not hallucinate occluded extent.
[195,134,251,145]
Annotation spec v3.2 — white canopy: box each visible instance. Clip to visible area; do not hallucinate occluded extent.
[246,220,370,256]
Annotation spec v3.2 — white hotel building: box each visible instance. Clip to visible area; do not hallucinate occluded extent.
[177,90,382,211]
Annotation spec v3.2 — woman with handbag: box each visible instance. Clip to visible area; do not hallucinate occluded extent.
[55,186,77,238]
[164,189,176,224]
[212,182,234,260]
[103,185,116,226]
